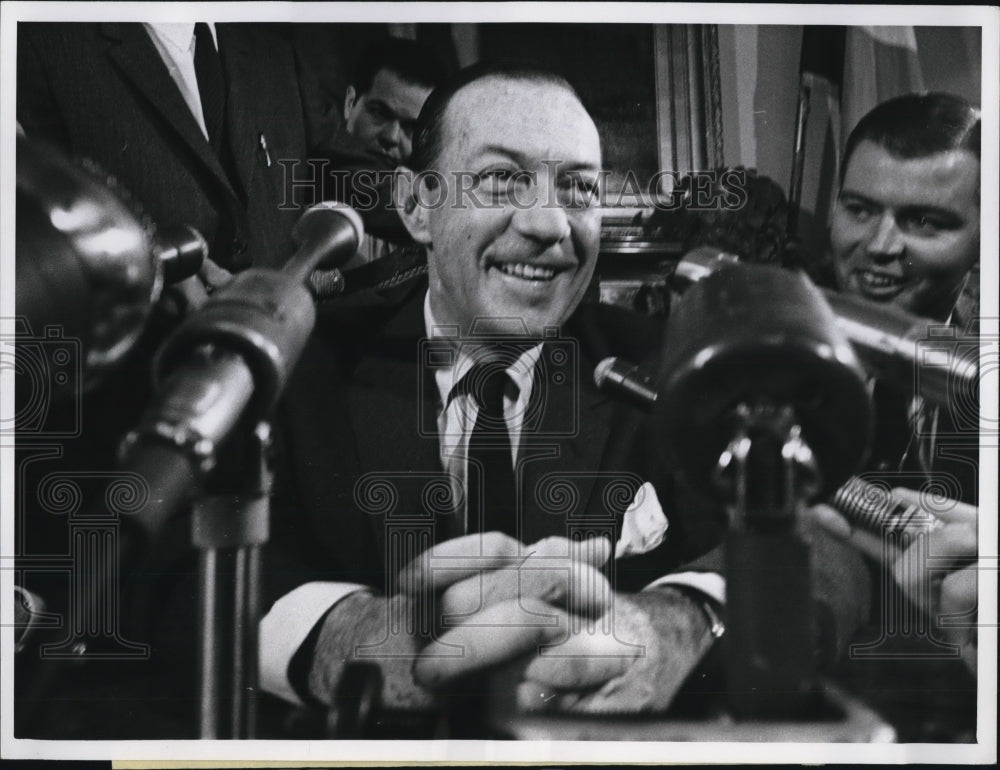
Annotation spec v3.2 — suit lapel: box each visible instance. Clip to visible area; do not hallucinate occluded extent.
[347,292,450,556]
[100,23,240,200]
[518,341,619,544]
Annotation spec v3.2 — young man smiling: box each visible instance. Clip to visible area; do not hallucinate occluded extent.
[814,93,983,728]
[830,92,980,323]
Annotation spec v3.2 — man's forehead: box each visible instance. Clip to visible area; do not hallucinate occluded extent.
[440,75,600,160]
[843,143,979,207]
[366,69,431,103]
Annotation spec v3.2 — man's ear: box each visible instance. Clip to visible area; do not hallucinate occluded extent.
[343,86,357,123]
[394,166,433,246]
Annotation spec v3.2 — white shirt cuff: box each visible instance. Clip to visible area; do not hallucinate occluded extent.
[645,571,726,605]
[259,581,367,705]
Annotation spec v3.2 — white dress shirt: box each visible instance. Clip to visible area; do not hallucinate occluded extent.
[143,23,218,141]
[426,293,544,532]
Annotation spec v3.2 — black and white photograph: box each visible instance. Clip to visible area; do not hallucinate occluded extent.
[1,2,996,764]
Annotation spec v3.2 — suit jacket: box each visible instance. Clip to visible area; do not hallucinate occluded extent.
[867,379,979,506]
[268,278,727,605]
[17,22,313,271]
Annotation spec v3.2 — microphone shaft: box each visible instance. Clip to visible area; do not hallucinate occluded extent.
[120,346,255,538]
[821,291,972,407]
[594,357,659,411]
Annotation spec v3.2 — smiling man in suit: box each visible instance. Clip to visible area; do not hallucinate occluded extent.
[261,62,870,729]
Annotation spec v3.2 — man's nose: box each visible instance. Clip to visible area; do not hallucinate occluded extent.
[865,214,905,262]
[379,121,402,148]
[512,194,572,245]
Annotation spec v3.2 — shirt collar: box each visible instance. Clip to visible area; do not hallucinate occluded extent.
[423,291,543,407]
[146,22,217,53]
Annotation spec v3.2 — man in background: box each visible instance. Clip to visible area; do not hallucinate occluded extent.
[829,91,980,500]
[815,93,982,735]
[342,37,447,166]
[18,22,318,280]
[316,37,447,268]
[830,92,980,326]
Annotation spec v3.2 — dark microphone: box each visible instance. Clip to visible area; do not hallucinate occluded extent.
[593,357,659,410]
[119,202,363,542]
[15,134,209,385]
[822,291,977,409]
[671,248,979,409]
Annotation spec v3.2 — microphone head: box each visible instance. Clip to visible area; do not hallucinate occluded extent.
[594,356,617,388]
[286,201,366,281]
[297,200,365,253]
[593,356,659,410]
[16,134,161,383]
[656,263,871,501]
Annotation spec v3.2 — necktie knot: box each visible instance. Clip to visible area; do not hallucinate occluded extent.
[466,362,510,417]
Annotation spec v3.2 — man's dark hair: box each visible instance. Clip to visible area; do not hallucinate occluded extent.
[841,92,981,180]
[409,60,585,172]
[353,37,448,96]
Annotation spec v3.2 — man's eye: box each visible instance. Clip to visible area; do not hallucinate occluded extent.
[558,176,599,207]
[366,103,391,122]
[841,200,873,220]
[478,169,531,197]
[900,214,955,235]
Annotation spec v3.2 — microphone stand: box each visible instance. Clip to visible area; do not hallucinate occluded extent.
[120,203,364,739]
[192,421,271,739]
[714,401,820,719]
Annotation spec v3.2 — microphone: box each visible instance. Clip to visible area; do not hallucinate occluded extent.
[672,248,979,409]
[16,134,208,384]
[119,202,363,542]
[829,476,944,546]
[281,201,365,299]
[593,357,659,410]
[283,201,364,284]
[822,291,977,409]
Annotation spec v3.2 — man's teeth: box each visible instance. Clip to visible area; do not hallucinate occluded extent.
[859,271,903,289]
[497,262,557,280]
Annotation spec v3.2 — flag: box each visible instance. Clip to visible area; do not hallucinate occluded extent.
[842,26,926,145]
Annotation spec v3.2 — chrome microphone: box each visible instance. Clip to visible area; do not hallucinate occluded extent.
[830,476,944,545]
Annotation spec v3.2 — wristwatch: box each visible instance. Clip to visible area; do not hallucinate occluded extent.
[664,585,726,641]
[696,594,726,640]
